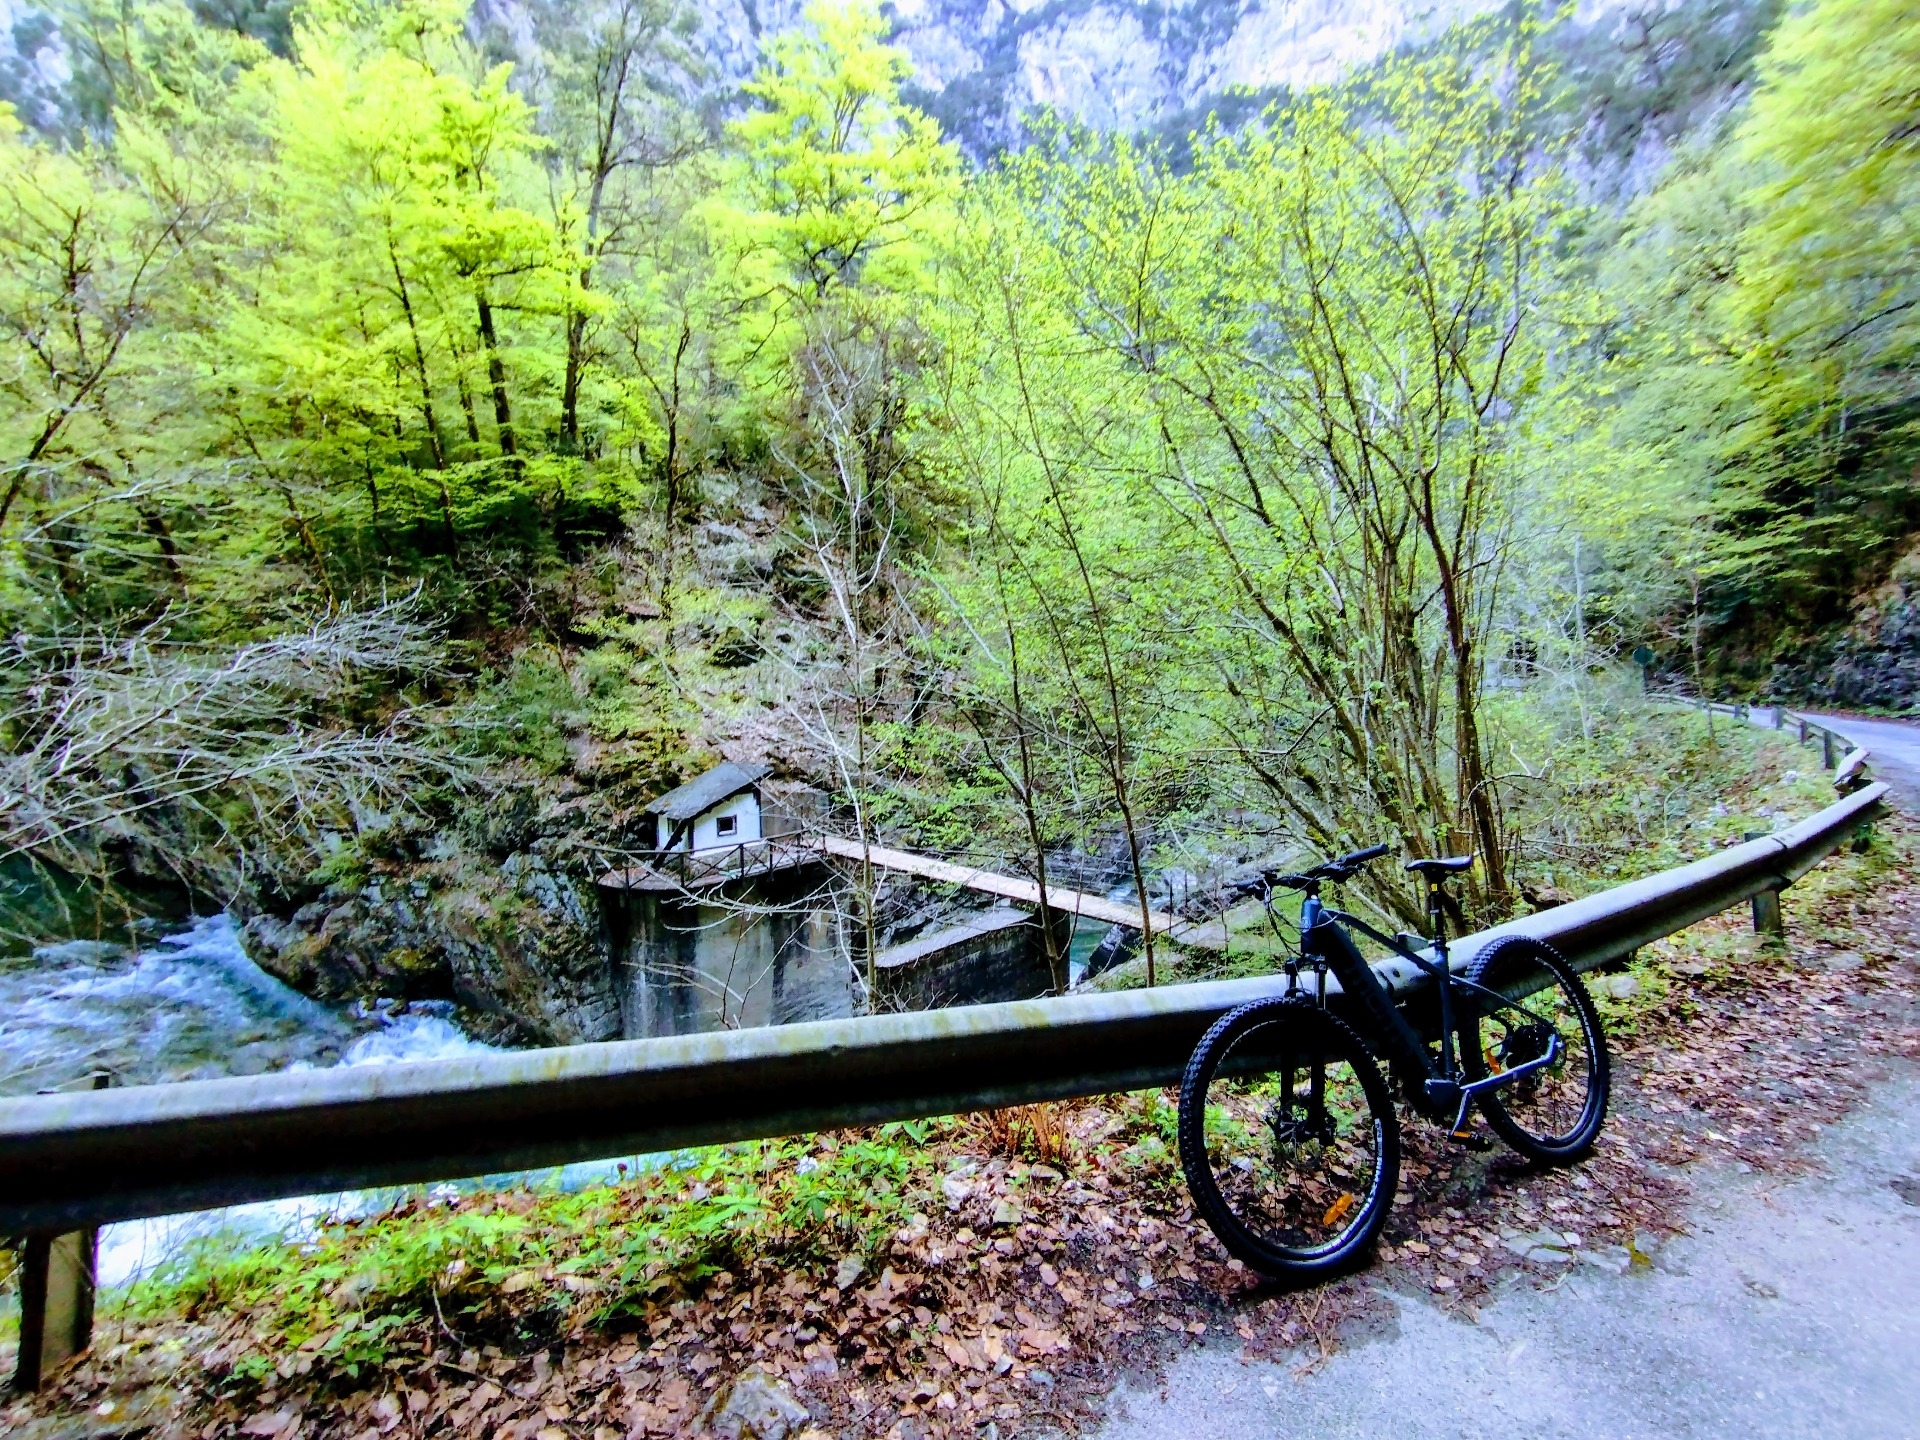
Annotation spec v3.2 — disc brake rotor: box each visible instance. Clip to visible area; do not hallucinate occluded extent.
[1265,1101,1335,1149]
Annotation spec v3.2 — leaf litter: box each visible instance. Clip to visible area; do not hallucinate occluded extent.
[6,821,1918,1440]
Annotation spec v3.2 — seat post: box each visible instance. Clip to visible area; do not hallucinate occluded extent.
[1426,878,1447,951]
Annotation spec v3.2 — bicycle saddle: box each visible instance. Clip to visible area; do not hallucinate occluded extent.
[1404,854,1473,877]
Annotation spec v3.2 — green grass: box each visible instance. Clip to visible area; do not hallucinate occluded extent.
[1498,682,1844,892]
[118,1127,931,1390]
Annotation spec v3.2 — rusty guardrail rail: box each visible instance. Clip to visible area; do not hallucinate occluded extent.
[0,781,1888,1389]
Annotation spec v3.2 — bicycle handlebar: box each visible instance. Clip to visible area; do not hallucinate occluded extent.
[1334,842,1392,868]
[1263,841,1394,892]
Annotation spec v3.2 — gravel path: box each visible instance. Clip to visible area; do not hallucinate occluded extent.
[1096,1066,1920,1440]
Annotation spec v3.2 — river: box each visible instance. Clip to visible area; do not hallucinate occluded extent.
[1,915,516,1286]
[3,895,1135,1287]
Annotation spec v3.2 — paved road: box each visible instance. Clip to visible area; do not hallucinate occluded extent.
[1100,715,1920,1440]
[1800,711,1920,808]
[1096,1068,1920,1440]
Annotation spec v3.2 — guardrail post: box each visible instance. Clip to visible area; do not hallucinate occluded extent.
[1798,716,1808,743]
[1771,704,1783,730]
[1821,729,1836,769]
[1740,832,1786,939]
[12,1231,97,1394]
[11,1072,108,1393]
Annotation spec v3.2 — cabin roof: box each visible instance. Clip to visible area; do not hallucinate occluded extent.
[643,762,769,822]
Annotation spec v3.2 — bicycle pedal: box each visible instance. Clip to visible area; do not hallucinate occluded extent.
[1447,1125,1493,1149]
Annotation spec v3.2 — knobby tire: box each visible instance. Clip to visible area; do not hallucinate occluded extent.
[1178,997,1399,1280]
[1461,936,1610,1163]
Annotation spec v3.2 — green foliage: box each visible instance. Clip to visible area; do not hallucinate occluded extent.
[1571,0,1920,669]
[723,0,956,315]
[921,28,1576,918]
[1496,676,1841,890]
[124,1127,926,1387]
[469,656,581,772]
[0,0,1908,929]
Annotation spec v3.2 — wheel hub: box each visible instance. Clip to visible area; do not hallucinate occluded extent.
[1266,1103,1335,1148]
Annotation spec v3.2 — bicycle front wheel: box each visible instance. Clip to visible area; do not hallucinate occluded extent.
[1461,936,1610,1163]
[1178,997,1399,1279]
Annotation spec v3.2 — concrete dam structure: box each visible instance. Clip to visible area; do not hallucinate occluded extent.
[595,764,1078,1039]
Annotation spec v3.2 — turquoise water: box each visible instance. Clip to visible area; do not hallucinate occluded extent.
[1066,916,1111,985]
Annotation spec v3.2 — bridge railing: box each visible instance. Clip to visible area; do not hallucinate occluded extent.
[0,783,1889,1390]
[600,835,821,891]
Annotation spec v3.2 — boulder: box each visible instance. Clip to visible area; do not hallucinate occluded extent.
[241,847,621,1046]
[698,1369,813,1440]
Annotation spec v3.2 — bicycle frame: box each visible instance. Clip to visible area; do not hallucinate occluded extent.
[1296,895,1563,1130]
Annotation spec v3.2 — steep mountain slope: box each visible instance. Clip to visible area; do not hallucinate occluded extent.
[690,0,1510,155]
[2,0,1775,176]
[684,0,1770,167]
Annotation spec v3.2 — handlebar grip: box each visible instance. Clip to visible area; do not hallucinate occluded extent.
[1336,842,1392,866]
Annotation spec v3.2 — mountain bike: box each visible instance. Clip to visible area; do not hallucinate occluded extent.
[1176,843,1609,1279]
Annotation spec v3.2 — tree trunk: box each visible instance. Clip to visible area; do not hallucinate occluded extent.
[561,295,589,449]
[475,291,517,462]
[388,239,447,470]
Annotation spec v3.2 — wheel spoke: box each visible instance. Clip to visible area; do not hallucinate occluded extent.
[1199,1017,1387,1258]
[1463,939,1609,1162]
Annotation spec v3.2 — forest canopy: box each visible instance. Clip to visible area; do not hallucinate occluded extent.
[0,0,1913,935]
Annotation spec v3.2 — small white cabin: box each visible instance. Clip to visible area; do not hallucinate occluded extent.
[645,762,768,852]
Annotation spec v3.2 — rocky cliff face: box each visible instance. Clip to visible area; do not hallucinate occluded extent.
[1772,543,1920,714]
[237,779,630,1048]
[2,0,1748,171]
[689,0,1513,155]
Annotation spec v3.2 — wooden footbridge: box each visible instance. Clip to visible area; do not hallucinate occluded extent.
[600,830,1231,948]
[815,834,1204,935]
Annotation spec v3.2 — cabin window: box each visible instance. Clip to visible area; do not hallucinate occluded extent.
[715,814,738,837]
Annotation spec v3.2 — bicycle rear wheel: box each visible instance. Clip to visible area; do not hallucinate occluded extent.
[1460,936,1609,1163]
[1178,997,1399,1279]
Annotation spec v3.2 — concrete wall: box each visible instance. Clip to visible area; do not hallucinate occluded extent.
[603,864,851,1039]
[602,867,1074,1039]
[872,906,1072,1012]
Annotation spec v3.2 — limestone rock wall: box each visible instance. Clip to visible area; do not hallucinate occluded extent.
[1772,548,1920,714]
[729,0,1512,156]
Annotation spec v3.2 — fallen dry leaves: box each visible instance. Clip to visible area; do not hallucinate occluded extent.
[7,823,1918,1440]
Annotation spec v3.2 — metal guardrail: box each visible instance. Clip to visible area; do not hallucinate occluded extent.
[1650,691,1862,776]
[601,836,822,890]
[0,782,1886,1239]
